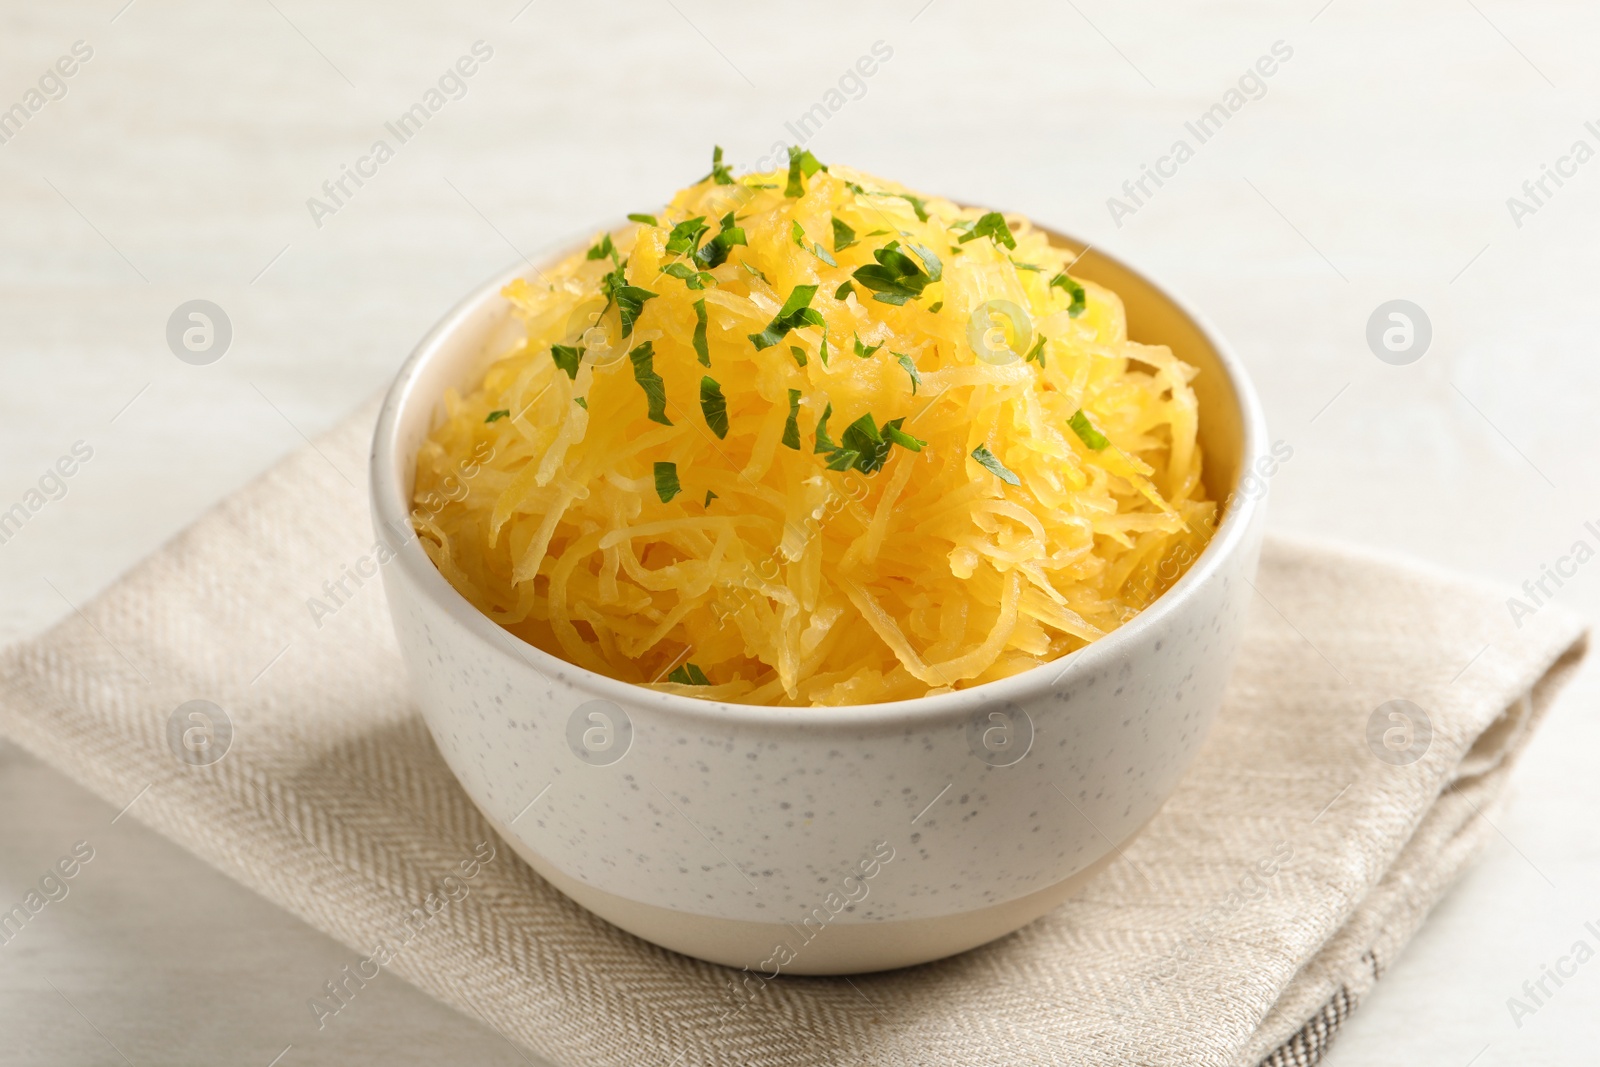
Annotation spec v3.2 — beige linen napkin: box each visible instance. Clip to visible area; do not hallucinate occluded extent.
[0,401,1586,1067]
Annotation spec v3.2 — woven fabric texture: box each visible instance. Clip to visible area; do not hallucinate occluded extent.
[0,404,1586,1067]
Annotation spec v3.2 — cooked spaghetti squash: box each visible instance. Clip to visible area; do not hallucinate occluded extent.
[412,148,1216,705]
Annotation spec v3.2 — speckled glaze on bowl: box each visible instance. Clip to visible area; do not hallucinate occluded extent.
[371,224,1268,975]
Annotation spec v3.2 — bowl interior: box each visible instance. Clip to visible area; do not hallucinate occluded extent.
[1050,235,1246,507]
[372,224,1265,721]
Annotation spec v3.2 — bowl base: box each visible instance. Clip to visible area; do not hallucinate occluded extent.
[486,811,1138,975]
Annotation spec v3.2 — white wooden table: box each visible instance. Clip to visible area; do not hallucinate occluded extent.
[2,2,1596,1063]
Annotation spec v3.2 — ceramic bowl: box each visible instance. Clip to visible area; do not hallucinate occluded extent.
[371,223,1268,975]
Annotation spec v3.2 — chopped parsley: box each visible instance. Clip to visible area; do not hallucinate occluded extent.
[894,352,921,395]
[832,216,857,252]
[824,448,859,471]
[853,333,881,358]
[629,341,672,425]
[550,343,583,380]
[791,220,837,266]
[784,145,826,197]
[1068,409,1109,450]
[601,266,657,338]
[695,212,747,270]
[485,409,510,423]
[614,285,657,337]
[749,283,824,350]
[814,403,838,453]
[895,193,930,222]
[782,389,803,450]
[699,376,728,438]
[703,490,717,507]
[789,344,808,368]
[654,461,681,502]
[816,413,922,474]
[574,396,588,410]
[1050,272,1087,317]
[927,301,943,314]
[692,298,710,365]
[741,260,769,283]
[627,213,659,226]
[667,661,711,685]
[851,240,941,305]
[664,216,710,259]
[971,444,1020,485]
[585,233,617,261]
[838,413,891,473]
[703,145,734,186]
[959,211,1016,250]
[834,280,854,300]
[844,182,928,221]
[662,261,715,289]
[1012,260,1043,272]
[883,418,926,452]
[1025,335,1047,367]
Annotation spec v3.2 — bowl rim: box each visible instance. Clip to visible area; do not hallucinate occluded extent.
[371,224,1268,729]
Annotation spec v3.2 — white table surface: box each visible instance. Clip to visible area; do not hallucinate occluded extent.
[2,1,1596,1063]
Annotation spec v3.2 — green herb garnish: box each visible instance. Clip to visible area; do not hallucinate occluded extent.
[844,182,928,221]
[927,301,943,314]
[851,240,941,305]
[629,341,672,425]
[692,298,710,365]
[550,343,583,380]
[894,352,921,395]
[654,461,681,502]
[883,418,926,451]
[662,261,715,289]
[1049,272,1087,317]
[667,661,711,685]
[789,344,808,368]
[791,220,838,266]
[853,333,882,358]
[574,397,588,410]
[832,217,857,252]
[971,444,1020,485]
[703,490,717,507]
[695,212,747,269]
[1025,335,1047,367]
[896,193,929,222]
[782,388,803,450]
[601,265,657,338]
[485,409,510,423]
[834,280,854,300]
[959,211,1016,250]
[664,216,710,259]
[839,413,891,473]
[628,213,659,226]
[1068,409,1109,450]
[586,233,617,261]
[700,376,728,438]
[703,145,734,186]
[749,284,824,350]
[784,145,826,197]
[814,402,839,453]
[615,285,657,337]
[824,448,859,471]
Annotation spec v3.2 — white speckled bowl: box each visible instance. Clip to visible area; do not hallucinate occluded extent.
[371,224,1268,975]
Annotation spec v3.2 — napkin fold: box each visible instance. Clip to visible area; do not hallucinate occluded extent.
[0,401,1586,1067]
